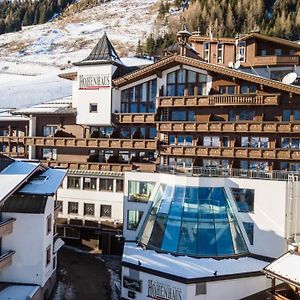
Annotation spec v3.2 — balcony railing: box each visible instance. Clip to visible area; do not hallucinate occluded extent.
[156,165,298,181]
[0,251,15,270]
[113,113,156,124]
[157,121,300,133]
[42,161,156,172]
[157,93,279,107]
[253,55,299,66]
[160,145,300,160]
[0,218,15,238]
[0,136,156,150]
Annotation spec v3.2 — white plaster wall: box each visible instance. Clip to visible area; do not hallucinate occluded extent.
[1,212,45,286]
[76,64,114,125]
[121,267,270,300]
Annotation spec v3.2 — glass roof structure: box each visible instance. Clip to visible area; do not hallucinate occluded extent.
[138,185,248,257]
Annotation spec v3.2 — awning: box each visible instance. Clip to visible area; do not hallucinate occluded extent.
[264,251,300,289]
[53,238,65,254]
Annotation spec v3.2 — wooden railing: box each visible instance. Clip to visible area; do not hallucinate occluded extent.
[113,113,156,124]
[253,55,299,66]
[157,121,300,133]
[160,145,300,160]
[157,93,279,107]
[0,136,157,150]
[42,161,156,172]
[0,218,15,238]
[0,251,15,270]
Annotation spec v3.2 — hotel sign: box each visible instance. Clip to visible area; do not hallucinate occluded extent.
[148,280,182,300]
[123,276,142,293]
[79,74,111,90]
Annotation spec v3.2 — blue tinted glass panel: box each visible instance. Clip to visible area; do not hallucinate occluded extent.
[178,221,197,255]
[185,187,198,204]
[182,203,198,219]
[161,219,181,252]
[168,202,183,219]
[215,222,234,255]
[243,222,254,245]
[148,216,167,248]
[198,223,217,256]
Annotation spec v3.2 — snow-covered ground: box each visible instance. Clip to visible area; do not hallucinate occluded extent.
[0,0,159,108]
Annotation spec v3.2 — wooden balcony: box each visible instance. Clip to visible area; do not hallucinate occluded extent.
[0,218,15,238]
[112,113,156,124]
[160,145,300,160]
[253,55,299,66]
[0,251,15,270]
[157,121,300,133]
[0,136,156,150]
[157,93,279,107]
[42,161,156,172]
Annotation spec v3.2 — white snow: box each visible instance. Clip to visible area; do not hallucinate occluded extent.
[123,242,269,279]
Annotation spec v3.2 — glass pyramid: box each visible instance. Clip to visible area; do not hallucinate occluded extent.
[138,185,248,257]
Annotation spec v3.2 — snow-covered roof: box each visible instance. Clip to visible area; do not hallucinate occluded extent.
[264,251,300,288]
[0,285,40,300]
[19,168,67,195]
[120,57,154,67]
[14,97,75,115]
[0,161,39,204]
[54,238,65,253]
[122,243,268,281]
[0,109,29,121]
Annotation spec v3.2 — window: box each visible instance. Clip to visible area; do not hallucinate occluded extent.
[121,79,157,113]
[240,84,257,94]
[99,178,113,191]
[55,200,63,213]
[42,148,57,160]
[196,283,207,295]
[242,137,269,148]
[294,110,300,121]
[67,176,81,189]
[170,110,195,121]
[203,42,210,62]
[83,177,97,190]
[219,85,235,94]
[231,188,254,213]
[243,222,254,245]
[282,110,291,121]
[100,205,111,218]
[43,125,58,137]
[260,49,267,56]
[217,43,224,63]
[250,160,268,170]
[239,110,255,121]
[167,69,207,96]
[281,138,300,149]
[68,202,78,214]
[116,180,124,192]
[237,41,246,62]
[289,49,296,55]
[168,157,192,167]
[84,203,95,216]
[177,135,193,146]
[128,181,155,202]
[89,103,98,113]
[46,246,51,266]
[127,210,144,230]
[274,49,282,56]
[203,136,220,147]
[47,214,52,235]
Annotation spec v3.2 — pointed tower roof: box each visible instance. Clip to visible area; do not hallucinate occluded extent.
[74,32,123,66]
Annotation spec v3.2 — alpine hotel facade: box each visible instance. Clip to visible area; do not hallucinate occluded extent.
[2,29,300,299]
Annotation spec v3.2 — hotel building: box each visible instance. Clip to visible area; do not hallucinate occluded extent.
[1,28,300,298]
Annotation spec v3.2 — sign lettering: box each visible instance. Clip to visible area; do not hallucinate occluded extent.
[79,74,111,90]
[147,280,182,300]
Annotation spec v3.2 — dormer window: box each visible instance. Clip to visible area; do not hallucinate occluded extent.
[203,42,210,62]
[275,49,282,56]
[217,43,224,64]
[237,41,246,62]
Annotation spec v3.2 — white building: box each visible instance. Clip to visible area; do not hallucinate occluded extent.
[0,154,66,299]
[121,168,300,300]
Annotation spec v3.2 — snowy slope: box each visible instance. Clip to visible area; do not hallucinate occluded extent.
[0,0,159,108]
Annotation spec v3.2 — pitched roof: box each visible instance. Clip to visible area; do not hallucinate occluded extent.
[113,54,300,95]
[74,32,123,66]
[240,32,300,50]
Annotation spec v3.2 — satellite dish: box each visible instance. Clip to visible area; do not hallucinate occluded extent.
[282,72,298,85]
[234,61,241,69]
[228,61,234,68]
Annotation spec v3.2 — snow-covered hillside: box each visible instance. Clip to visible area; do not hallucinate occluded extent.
[0,0,160,108]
